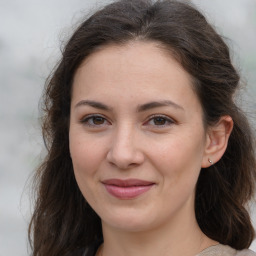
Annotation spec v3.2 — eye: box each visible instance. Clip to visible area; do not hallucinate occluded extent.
[152,117,168,126]
[145,115,175,128]
[80,115,110,127]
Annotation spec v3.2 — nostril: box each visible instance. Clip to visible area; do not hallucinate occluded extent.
[106,147,144,170]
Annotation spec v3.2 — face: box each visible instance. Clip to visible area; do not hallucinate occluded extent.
[69,41,208,232]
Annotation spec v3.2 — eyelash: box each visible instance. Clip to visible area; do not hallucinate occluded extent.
[80,114,110,127]
[144,114,175,128]
[80,114,175,128]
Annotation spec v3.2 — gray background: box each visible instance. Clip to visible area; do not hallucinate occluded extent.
[0,0,255,255]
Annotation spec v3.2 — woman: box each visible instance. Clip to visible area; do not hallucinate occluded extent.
[29,0,256,255]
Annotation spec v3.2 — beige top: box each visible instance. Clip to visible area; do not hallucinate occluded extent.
[197,244,256,256]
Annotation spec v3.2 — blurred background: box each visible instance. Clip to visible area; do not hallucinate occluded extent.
[0,0,255,255]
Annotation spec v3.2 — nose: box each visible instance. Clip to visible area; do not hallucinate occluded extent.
[106,125,145,169]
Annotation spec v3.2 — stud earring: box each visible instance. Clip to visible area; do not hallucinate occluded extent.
[208,159,213,165]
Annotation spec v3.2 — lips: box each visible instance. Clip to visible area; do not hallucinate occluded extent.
[102,179,155,199]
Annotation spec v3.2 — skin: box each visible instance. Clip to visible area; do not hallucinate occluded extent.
[69,41,232,256]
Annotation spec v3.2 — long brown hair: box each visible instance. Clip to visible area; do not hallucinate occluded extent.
[29,0,256,255]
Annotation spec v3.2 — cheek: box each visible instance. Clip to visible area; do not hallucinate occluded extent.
[69,132,103,178]
[152,131,205,183]
[69,133,105,204]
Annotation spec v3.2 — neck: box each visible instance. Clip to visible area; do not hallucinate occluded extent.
[99,209,217,256]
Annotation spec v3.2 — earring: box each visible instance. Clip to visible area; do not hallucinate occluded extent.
[208,159,213,165]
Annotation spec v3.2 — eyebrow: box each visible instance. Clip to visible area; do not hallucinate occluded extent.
[75,100,112,111]
[74,99,184,112]
[137,100,184,112]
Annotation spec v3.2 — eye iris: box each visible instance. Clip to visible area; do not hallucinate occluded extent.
[93,117,104,125]
[154,117,166,125]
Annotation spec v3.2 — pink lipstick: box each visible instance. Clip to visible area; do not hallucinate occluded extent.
[102,179,154,199]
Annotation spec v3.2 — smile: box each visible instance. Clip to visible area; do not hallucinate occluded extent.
[102,179,155,199]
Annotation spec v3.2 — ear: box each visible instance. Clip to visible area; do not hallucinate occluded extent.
[201,115,233,168]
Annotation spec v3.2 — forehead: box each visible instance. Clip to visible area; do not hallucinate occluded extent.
[72,41,202,115]
[74,41,193,88]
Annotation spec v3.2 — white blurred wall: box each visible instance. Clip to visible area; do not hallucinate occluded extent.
[0,0,255,255]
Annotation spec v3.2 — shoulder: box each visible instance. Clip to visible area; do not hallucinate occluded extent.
[236,249,256,256]
[198,244,256,256]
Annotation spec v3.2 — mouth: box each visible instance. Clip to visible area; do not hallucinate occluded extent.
[102,179,155,199]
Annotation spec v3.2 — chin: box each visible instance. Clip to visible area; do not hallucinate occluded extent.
[104,218,154,232]
[100,207,160,232]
